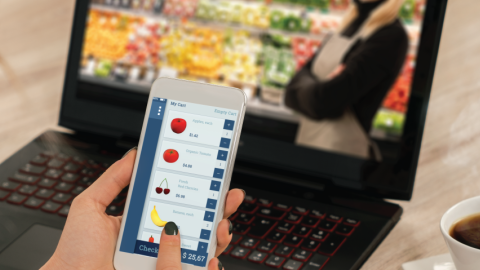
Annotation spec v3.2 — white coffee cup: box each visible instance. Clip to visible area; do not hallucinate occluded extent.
[440,195,480,270]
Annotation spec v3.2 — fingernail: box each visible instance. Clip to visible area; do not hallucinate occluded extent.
[228,220,233,235]
[122,146,137,159]
[218,260,223,270]
[240,189,246,200]
[165,222,178,235]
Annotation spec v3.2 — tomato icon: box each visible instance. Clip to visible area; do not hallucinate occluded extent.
[171,118,187,134]
[163,149,179,163]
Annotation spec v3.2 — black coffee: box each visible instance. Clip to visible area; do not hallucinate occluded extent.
[449,213,480,250]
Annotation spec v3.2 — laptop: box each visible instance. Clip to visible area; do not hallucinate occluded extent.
[0,0,447,269]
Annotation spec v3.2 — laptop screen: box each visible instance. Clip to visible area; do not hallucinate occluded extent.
[61,0,447,200]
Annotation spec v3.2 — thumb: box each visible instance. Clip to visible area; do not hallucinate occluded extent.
[157,222,182,270]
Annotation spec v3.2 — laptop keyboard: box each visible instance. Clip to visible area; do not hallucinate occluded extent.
[224,196,360,270]
[0,151,125,217]
[0,150,361,269]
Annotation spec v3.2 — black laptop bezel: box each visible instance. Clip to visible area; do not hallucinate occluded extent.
[59,0,448,201]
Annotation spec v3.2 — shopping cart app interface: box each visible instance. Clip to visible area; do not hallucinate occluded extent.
[120,97,238,267]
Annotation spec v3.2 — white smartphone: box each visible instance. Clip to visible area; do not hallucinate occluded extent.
[114,77,247,269]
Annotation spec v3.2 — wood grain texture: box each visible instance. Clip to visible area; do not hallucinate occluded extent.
[1,0,479,269]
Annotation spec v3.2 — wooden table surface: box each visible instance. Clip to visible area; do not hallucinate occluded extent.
[1,0,480,269]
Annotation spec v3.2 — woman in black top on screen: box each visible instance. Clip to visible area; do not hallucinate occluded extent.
[285,0,408,160]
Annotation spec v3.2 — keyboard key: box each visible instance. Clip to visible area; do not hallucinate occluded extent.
[106,205,123,216]
[9,173,40,185]
[301,217,320,228]
[336,224,355,236]
[257,198,272,207]
[292,249,312,262]
[283,259,303,270]
[38,178,57,189]
[326,214,343,223]
[284,235,303,247]
[238,202,258,214]
[275,245,295,257]
[0,181,21,192]
[101,162,112,169]
[248,218,276,239]
[257,240,277,253]
[78,176,96,187]
[80,168,98,177]
[318,220,337,232]
[230,246,250,259]
[47,158,65,169]
[24,197,45,209]
[267,232,287,243]
[52,193,72,204]
[18,185,38,196]
[20,164,46,175]
[0,190,10,201]
[293,207,309,216]
[41,201,62,213]
[72,156,86,164]
[301,239,321,251]
[64,162,81,173]
[310,210,325,218]
[40,151,56,158]
[258,208,286,220]
[222,244,233,255]
[276,222,295,234]
[58,205,70,217]
[317,234,345,255]
[55,182,74,193]
[231,234,242,245]
[7,193,27,205]
[111,195,126,206]
[240,237,259,249]
[265,255,286,268]
[310,230,329,242]
[236,213,255,224]
[293,226,311,238]
[61,173,80,184]
[344,218,360,227]
[56,153,71,161]
[302,254,329,270]
[30,155,49,165]
[248,251,268,263]
[285,213,303,224]
[232,223,250,235]
[35,189,55,200]
[45,169,63,180]
[86,159,101,168]
[274,203,292,211]
[244,195,256,204]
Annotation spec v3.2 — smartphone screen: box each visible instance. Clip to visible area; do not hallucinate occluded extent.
[119,97,239,267]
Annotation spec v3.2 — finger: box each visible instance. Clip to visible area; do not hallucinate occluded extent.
[157,222,181,270]
[215,219,232,257]
[208,257,222,270]
[79,148,136,208]
[223,189,245,219]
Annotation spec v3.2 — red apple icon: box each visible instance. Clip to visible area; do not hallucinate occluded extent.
[171,118,187,134]
[163,149,179,163]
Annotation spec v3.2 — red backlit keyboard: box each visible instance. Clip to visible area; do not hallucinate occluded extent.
[223,196,360,270]
[0,151,125,217]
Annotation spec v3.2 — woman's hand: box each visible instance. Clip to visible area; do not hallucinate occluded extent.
[327,64,346,79]
[41,148,244,270]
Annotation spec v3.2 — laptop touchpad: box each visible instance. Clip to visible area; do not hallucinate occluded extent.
[0,224,62,270]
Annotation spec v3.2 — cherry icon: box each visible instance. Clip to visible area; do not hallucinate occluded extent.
[155,178,169,195]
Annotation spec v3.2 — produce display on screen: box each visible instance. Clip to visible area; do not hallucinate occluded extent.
[81,0,426,140]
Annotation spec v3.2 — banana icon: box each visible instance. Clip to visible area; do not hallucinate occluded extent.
[151,205,168,227]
